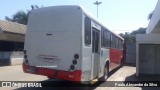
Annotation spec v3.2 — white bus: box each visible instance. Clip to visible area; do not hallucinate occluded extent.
[23,5,124,83]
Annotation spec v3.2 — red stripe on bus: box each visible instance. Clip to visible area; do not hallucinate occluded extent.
[22,63,82,82]
[109,48,123,70]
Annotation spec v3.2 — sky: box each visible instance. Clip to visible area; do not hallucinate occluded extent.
[0,0,158,34]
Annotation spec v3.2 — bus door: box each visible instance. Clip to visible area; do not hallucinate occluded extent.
[92,27,100,79]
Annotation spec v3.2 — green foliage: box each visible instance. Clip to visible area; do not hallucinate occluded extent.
[131,27,146,36]
[5,11,28,25]
[5,5,42,25]
[119,27,146,44]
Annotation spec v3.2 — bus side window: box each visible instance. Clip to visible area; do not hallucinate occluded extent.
[119,39,122,50]
[104,30,108,48]
[120,40,123,50]
[85,17,91,46]
[106,29,110,48]
[101,28,104,47]
[111,34,115,48]
[114,36,117,49]
[110,34,113,48]
[116,37,118,49]
[118,39,120,50]
[121,40,123,50]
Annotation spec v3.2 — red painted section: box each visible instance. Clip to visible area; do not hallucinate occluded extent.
[22,63,28,72]
[109,48,123,71]
[22,63,82,82]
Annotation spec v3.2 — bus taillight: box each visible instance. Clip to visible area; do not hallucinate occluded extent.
[70,65,75,70]
[24,55,27,59]
[23,50,29,65]
[74,54,79,59]
[24,59,28,65]
[23,50,27,54]
[72,60,77,65]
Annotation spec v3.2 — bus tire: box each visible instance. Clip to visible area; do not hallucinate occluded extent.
[100,63,109,81]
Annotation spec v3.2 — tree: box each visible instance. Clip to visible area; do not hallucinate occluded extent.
[119,32,135,44]
[131,27,146,36]
[5,11,28,25]
[119,27,146,44]
[5,5,42,25]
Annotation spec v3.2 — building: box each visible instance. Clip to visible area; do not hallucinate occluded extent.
[136,0,160,76]
[0,20,26,64]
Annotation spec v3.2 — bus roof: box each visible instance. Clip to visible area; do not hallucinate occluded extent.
[31,5,124,40]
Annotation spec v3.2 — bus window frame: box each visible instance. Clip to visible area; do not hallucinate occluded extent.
[84,17,91,46]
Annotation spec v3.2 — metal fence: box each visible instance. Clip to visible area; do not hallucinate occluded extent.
[125,44,136,64]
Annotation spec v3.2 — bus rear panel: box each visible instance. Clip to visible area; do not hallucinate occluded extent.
[23,6,83,82]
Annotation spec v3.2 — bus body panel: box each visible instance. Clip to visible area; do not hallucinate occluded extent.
[81,46,92,81]
[25,32,81,71]
[109,48,123,71]
[100,48,110,77]
[81,19,110,81]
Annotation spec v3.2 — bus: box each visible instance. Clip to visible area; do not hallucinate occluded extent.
[23,5,124,83]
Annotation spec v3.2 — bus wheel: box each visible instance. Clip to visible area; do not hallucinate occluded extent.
[101,64,109,81]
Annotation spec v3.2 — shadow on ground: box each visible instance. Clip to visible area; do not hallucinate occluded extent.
[14,80,101,90]
[125,67,160,90]
[14,64,160,90]
[14,65,123,90]
[0,62,11,67]
[125,73,160,81]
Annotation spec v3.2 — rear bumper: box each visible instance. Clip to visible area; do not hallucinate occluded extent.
[22,63,82,82]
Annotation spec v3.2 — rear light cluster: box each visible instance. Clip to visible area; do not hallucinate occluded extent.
[70,54,79,71]
[23,50,29,65]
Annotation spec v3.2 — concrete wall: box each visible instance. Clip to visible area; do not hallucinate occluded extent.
[10,52,23,65]
[136,34,160,76]
[0,32,24,42]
